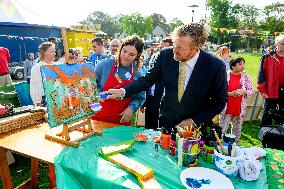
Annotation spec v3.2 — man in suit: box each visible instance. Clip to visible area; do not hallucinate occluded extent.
[106,23,228,129]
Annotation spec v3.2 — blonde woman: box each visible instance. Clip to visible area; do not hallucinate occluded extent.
[30,42,55,106]
[216,46,231,71]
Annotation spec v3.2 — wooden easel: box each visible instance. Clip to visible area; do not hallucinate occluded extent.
[45,115,101,147]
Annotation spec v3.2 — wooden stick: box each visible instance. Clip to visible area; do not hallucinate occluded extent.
[213,130,226,155]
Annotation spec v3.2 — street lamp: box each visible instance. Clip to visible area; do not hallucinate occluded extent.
[188,4,199,23]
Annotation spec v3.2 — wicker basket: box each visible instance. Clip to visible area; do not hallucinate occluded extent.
[0,110,46,133]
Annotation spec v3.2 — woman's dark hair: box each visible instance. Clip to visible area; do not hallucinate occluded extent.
[229,57,245,70]
[118,35,144,72]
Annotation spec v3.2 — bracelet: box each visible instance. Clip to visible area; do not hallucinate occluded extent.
[119,88,126,100]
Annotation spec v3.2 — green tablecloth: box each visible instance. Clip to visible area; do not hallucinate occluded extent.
[54,126,268,189]
[265,148,284,189]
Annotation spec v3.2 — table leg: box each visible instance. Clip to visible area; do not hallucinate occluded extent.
[0,147,14,189]
[30,158,39,189]
[48,164,56,189]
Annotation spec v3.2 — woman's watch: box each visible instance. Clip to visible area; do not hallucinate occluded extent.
[119,88,126,100]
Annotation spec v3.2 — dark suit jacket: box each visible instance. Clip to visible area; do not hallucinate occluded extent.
[125,48,228,128]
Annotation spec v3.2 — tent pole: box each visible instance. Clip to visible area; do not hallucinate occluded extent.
[61,28,69,62]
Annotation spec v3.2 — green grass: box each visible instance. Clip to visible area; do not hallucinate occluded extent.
[230,52,262,87]
[240,120,262,147]
[0,154,50,189]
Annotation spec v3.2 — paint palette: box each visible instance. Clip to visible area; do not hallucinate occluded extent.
[180,167,233,189]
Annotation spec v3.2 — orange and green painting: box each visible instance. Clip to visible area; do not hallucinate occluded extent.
[41,63,99,127]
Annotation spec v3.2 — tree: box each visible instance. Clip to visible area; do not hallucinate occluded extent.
[206,0,239,28]
[120,13,153,38]
[206,0,240,45]
[259,3,284,32]
[80,11,120,36]
[150,13,169,32]
[168,18,184,32]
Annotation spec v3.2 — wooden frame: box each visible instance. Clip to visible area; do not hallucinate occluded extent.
[45,116,101,147]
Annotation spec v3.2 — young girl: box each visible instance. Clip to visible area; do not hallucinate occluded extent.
[220,57,254,144]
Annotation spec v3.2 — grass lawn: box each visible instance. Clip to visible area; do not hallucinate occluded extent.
[230,52,262,87]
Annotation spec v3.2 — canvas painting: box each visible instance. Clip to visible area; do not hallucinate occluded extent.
[41,63,99,128]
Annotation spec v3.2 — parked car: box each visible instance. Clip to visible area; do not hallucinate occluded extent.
[10,66,24,80]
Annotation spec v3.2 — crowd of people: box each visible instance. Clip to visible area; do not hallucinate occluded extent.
[1,23,284,144]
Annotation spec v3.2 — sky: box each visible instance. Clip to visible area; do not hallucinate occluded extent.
[6,0,283,27]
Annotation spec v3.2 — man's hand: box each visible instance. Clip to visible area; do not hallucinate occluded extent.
[260,92,268,99]
[120,107,133,123]
[106,88,124,99]
[176,118,195,130]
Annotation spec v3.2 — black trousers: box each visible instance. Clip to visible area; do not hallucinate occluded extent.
[144,95,160,130]
[261,87,284,126]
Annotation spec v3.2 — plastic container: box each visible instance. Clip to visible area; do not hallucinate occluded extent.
[0,91,20,107]
[176,137,201,167]
[214,147,241,178]
[161,133,171,149]
[0,85,20,107]
[201,144,215,164]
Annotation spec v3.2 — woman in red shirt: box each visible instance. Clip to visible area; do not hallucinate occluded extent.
[220,57,254,144]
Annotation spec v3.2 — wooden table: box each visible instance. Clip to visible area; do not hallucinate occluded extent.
[0,121,119,189]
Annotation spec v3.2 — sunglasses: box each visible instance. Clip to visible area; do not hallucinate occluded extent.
[111,45,119,47]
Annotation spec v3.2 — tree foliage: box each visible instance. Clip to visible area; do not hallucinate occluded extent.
[206,0,239,28]
[259,3,284,32]
[119,13,153,38]
[168,18,184,32]
[150,13,169,32]
[80,11,120,36]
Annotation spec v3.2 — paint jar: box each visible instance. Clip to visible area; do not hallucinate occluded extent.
[161,128,171,149]
[223,134,236,144]
[201,144,215,164]
[177,137,200,167]
[214,147,241,178]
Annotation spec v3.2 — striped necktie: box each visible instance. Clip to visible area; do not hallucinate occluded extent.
[178,62,187,102]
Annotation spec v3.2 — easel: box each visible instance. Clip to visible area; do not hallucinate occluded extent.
[45,115,101,147]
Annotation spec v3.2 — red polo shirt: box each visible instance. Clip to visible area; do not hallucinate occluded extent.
[226,73,242,116]
[0,47,10,75]
[276,53,284,87]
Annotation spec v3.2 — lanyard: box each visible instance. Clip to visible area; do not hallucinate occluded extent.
[114,60,134,83]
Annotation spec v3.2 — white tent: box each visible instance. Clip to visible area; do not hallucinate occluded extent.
[0,0,50,25]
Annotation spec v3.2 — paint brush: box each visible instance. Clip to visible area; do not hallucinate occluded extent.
[213,129,226,155]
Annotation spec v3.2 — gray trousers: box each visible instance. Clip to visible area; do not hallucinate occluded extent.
[0,74,12,86]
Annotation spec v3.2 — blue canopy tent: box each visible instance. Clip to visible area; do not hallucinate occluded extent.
[0,0,63,63]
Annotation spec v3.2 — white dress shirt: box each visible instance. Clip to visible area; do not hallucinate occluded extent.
[30,61,47,106]
[179,51,200,91]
